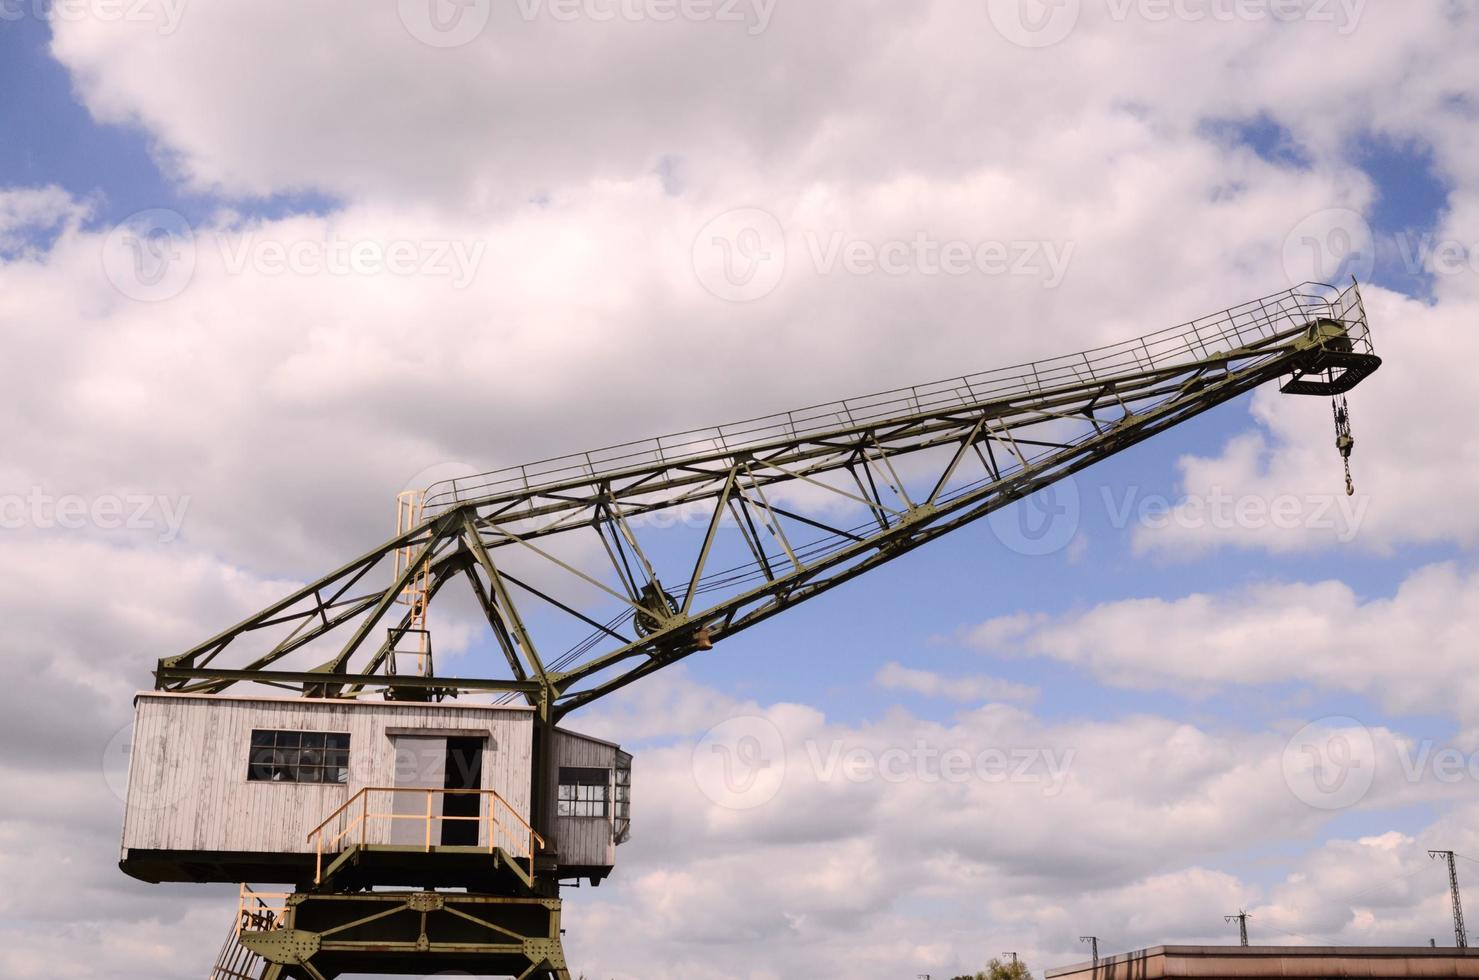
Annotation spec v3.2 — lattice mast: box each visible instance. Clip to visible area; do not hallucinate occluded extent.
[1430,850,1469,948]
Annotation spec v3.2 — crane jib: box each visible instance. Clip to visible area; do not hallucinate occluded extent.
[155,280,1380,713]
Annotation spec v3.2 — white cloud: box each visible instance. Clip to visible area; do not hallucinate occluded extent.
[555,674,1479,977]
[968,561,1479,722]
[43,3,1478,210]
[0,185,89,253]
[875,661,1039,704]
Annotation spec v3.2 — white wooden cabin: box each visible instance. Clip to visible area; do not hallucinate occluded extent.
[118,692,629,889]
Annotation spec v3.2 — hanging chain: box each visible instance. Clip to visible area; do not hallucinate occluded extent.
[1332,385,1356,497]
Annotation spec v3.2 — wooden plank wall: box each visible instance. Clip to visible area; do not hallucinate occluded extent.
[120,693,534,857]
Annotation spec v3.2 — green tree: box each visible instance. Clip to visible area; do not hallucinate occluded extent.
[953,956,1036,980]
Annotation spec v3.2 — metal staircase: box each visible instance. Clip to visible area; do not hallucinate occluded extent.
[208,887,285,980]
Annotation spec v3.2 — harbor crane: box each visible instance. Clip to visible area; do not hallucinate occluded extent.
[120,282,1381,979]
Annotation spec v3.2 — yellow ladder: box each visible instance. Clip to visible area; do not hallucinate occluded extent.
[392,490,432,676]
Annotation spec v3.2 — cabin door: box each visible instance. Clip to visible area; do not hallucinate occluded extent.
[389,735,447,846]
[441,737,484,846]
[388,734,486,847]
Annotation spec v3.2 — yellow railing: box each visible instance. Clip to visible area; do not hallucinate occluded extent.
[236,883,289,935]
[306,786,543,885]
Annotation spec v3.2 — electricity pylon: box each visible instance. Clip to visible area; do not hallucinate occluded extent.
[1430,850,1469,948]
[1225,911,1250,946]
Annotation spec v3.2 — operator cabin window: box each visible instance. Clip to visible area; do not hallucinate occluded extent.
[248,731,350,784]
[557,767,609,818]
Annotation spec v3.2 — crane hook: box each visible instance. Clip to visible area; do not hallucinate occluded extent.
[1332,392,1356,496]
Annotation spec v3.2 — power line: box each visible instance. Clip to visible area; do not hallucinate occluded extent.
[1270,927,1354,948]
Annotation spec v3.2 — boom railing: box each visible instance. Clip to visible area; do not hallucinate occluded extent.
[306,787,543,884]
[421,283,1368,513]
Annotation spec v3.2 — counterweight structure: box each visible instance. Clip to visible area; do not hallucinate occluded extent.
[123,282,1381,979]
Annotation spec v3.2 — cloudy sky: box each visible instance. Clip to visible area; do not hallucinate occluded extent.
[4,1,1479,977]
